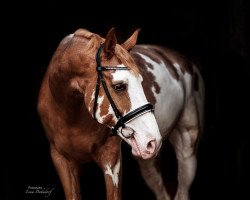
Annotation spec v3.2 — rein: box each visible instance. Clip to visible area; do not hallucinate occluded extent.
[93,44,153,137]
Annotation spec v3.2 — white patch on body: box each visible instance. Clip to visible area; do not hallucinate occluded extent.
[136,53,185,137]
[173,62,193,98]
[105,160,121,187]
[173,62,183,76]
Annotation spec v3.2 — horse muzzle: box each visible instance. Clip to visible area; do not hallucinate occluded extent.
[130,135,162,159]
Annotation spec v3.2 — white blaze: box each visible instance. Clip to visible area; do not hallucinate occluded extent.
[112,65,162,156]
[111,64,146,110]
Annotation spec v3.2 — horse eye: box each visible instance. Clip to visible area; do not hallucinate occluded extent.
[113,83,127,92]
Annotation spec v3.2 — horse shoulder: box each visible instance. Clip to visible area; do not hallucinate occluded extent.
[130,45,204,136]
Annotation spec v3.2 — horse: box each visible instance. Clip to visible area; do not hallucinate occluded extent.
[37,27,204,200]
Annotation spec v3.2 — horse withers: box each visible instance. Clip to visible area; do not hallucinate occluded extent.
[37,28,204,200]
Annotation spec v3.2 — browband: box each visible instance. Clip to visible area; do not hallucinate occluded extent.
[93,44,154,137]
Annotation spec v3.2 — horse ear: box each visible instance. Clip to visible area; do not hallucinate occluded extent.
[103,27,117,59]
[121,28,141,51]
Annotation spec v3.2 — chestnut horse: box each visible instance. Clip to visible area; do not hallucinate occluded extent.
[38,28,204,200]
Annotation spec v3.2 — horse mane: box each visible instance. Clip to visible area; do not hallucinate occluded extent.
[73,29,139,75]
[74,28,103,53]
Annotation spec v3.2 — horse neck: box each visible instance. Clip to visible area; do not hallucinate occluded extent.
[46,33,110,134]
[46,63,87,122]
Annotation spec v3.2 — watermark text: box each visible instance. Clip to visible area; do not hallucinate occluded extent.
[25,185,54,197]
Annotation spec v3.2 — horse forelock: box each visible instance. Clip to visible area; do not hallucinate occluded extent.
[114,45,140,76]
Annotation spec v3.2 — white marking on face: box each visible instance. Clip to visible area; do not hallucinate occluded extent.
[112,64,146,110]
[93,97,117,125]
[112,64,162,158]
[88,89,96,112]
[104,159,121,187]
[102,104,117,125]
[95,95,104,123]
[90,89,95,101]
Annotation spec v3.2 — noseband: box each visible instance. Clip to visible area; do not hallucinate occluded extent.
[93,44,154,137]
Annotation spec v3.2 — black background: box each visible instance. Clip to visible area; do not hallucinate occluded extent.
[4,0,250,199]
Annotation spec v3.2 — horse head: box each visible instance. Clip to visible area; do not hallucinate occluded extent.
[68,28,162,159]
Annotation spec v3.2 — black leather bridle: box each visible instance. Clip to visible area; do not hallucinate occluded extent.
[93,44,154,137]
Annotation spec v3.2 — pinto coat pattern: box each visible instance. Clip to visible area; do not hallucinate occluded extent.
[38,28,204,200]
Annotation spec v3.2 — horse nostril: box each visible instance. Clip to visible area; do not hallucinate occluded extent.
[146,139,156,154]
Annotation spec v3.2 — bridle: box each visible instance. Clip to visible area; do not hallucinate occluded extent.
[93,44,154,138]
